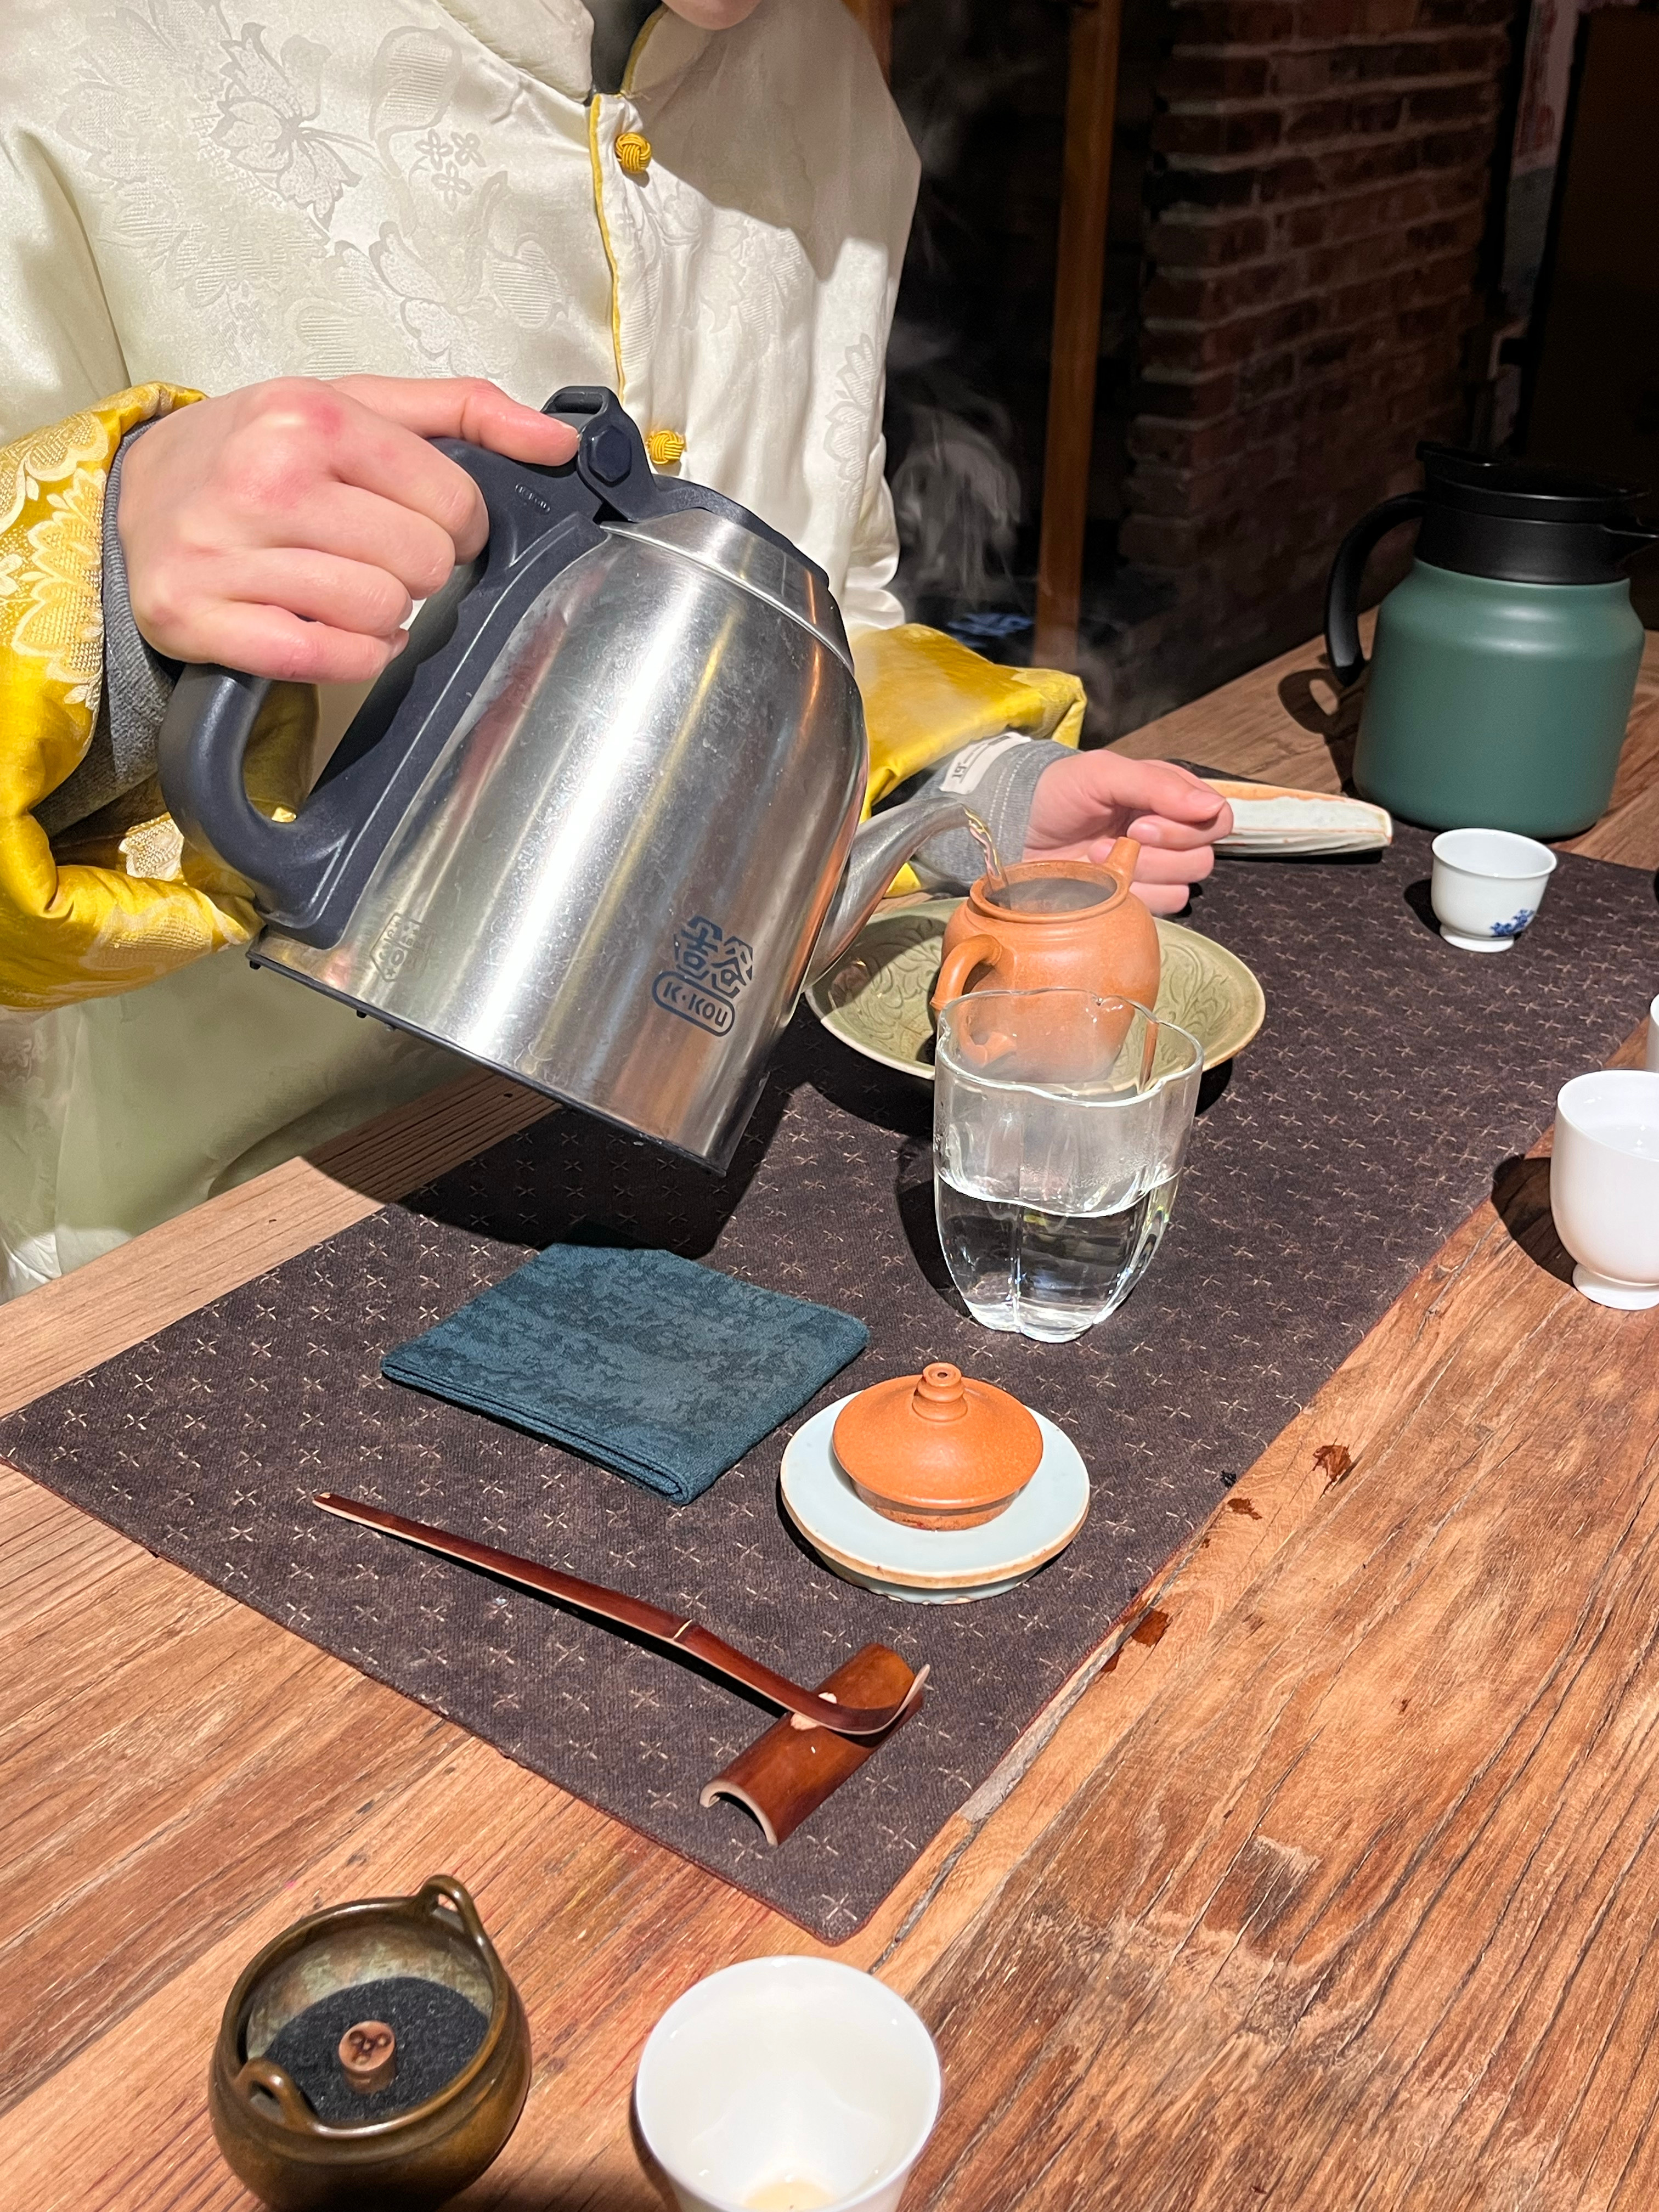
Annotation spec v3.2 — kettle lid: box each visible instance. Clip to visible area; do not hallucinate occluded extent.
[607,506,854,673]
[1415,442,1658,585]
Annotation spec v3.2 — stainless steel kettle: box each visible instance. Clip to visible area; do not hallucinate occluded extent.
[159,390,964,1170]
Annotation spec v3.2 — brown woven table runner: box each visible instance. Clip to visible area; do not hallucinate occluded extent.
[5,823,1657,1939]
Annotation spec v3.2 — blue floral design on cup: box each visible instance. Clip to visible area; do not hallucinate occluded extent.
[1490,907,1537,939]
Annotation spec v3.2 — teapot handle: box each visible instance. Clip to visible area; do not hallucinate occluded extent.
[933,934,1002,1009]
[1323,493,1424,688]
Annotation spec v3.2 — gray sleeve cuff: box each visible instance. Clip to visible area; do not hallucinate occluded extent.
[35,424,176,838]
[888,736,1073,891]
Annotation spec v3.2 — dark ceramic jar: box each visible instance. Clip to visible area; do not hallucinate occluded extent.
[209,1875,531,2211]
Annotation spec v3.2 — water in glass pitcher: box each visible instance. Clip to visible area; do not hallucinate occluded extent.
[935,1167,1180,1342]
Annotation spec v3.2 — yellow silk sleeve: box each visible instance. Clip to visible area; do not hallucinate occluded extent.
[0,382,318,1012]
[852,622,1086,890]
[853,623,1086,811]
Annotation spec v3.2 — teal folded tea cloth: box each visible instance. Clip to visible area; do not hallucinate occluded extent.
[381,1242,868,1504]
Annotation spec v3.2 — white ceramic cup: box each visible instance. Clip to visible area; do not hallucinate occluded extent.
[1550,1070,1659,1308]
[1645,994,1659,1073]
[1429,827,1558,952]
[634,1957,941,2212]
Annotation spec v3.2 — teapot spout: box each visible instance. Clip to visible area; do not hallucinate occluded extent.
[808,789,972,982]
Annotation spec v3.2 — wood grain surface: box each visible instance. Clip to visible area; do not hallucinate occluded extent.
[4,631,1658,2207]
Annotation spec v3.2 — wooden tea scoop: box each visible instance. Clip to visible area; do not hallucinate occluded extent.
[313,1493,929,1737]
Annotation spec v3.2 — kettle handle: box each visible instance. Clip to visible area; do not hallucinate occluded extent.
[158,391,833,944]
[156,394,668,941]
[157,663,300,902]
[1324,493,1425,689]
[154,491,596,932]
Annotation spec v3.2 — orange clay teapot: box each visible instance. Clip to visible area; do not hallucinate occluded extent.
[930,843,1161,1013]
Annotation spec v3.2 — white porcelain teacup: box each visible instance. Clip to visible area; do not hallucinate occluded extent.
[634,1957,941,2212]
[1550,1070,1659,1308]
[1645,993,1659,1073]
[1430,827,1558,952]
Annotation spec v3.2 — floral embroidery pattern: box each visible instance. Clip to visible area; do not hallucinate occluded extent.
[411,127,485,210]
[0,411,115,712]
[60,4,575,387]
[215,24,363,224]
[46,0,911,619]
[825,335,882,492]
[0,411,110,540]
[13,471,107,710]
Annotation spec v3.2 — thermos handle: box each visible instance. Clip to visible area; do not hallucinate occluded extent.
[1324,492,1425,688]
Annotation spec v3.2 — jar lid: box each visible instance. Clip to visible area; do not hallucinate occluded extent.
[832,1363,1043,1519]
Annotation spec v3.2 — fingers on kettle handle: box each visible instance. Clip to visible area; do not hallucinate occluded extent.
[156,664,284,889]
[933,934,1001,1011]
[436,436,575,568]
[1324,492,1425,688]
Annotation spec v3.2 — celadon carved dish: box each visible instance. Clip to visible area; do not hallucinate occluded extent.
[808,896,1266,1080]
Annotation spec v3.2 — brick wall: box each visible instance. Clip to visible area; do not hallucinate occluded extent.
[1096,0,1515,720]
[884,0,1520,729]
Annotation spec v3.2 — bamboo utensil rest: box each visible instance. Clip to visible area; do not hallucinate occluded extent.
[700,1643,923,1844]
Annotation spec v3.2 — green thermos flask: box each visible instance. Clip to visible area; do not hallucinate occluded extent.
[1325,444,1657,837]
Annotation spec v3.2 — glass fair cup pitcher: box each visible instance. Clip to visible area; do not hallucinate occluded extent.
[933,990,1203,1343]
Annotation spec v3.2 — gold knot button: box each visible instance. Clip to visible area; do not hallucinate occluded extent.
[646,428,686,467]
[615,132,652,178]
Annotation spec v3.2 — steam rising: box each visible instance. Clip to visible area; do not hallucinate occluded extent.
[890,397,1021,610]
[886,0,1037,627]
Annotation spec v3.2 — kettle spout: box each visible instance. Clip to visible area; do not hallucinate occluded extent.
[808,789,972,983]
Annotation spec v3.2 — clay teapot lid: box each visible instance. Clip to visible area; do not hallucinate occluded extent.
[832,1363,1044,1517]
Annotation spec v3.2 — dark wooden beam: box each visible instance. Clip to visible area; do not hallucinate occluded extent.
[1034,0,1126,672]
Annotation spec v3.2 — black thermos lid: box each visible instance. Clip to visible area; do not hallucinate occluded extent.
[1416,442,1658,584]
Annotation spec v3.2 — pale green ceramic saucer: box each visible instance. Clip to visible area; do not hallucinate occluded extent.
[806,896,1267,1081]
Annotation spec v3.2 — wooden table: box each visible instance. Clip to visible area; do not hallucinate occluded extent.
[5,633,1659,2207]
